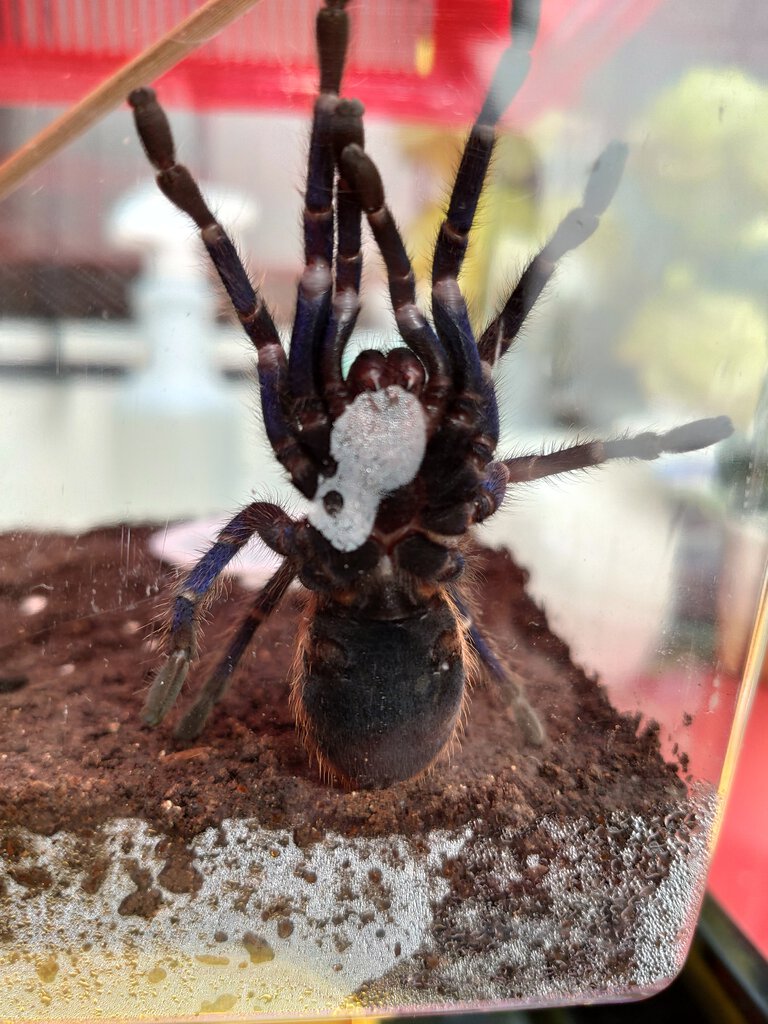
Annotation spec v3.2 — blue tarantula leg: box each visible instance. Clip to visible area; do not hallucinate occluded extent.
[498,416,734,486]
[338,143,453,427]
[173,558,297,741]
[316,0,350,93]
[331,101,364,297]
[451,588,545,746]
[432,0,541,290]
[320,98,365,419]
[431,0,541,430]
[472,418,734,527]
[303,0,350,269]
[127,88,318,498]
[143,503,297,727]
[478,140,628,365]
[287,1,352,468]
[472,628,546,747]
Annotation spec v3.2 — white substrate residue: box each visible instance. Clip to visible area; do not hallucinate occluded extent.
[0,786,717,1019]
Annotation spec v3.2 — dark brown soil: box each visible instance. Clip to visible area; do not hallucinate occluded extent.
[0,526,686,847]
[0,527,711,1013]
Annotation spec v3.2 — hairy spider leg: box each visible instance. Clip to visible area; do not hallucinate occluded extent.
[473,417,735,524]
[286,0,352,469]
[478,140,628,365]
[320,97,365,419]
[431,0,541,434]
[432,0,541,289]
[142,502,297,727]
[396,0,541,545]
[503,418,735,485]
[311,2,366,418]
[173,558,298,741]
[450,586,544,746]
[338,143,453,429]
[411,0,543,543]
[128,89,319,498]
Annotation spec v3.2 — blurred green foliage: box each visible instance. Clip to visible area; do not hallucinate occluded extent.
[622,68,768,423]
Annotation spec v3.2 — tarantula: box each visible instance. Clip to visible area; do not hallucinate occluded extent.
[129,0,732,789]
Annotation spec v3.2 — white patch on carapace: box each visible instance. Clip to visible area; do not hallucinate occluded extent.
[308,385,427,552]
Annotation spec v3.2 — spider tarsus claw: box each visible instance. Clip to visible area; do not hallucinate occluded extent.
[142,649,191,727]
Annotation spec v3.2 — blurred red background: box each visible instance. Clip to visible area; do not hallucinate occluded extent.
[0,0,662,121]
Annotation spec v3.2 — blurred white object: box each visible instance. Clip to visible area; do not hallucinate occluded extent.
[108,185,258,519]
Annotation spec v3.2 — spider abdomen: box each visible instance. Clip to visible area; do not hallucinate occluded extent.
[293,597,467,789]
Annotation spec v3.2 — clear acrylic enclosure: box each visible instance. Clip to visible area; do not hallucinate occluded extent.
[1,0,767,1020]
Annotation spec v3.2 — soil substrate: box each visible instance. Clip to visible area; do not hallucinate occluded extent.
[0,527,711,1017]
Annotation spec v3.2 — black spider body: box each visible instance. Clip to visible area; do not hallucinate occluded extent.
[131,0,732,789]
[296,596,467,789]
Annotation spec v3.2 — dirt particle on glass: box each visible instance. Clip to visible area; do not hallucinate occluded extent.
[242,933,275,965]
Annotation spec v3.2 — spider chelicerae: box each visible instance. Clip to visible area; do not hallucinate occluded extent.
[129,0,732,789]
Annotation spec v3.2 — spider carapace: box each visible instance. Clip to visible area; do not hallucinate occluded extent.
[130,0,732,789]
